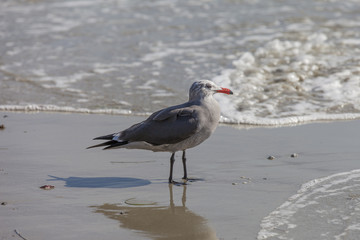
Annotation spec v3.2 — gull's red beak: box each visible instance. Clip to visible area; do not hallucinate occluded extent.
[216,87,233,95]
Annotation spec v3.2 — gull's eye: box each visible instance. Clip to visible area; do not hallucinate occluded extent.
[205,83,212,89]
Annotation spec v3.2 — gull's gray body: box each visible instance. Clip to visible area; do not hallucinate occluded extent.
[88,80,233,183]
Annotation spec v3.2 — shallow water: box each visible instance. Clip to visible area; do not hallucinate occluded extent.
[258,169,360,240]
[1,0,360,125]
[92,185,218,240]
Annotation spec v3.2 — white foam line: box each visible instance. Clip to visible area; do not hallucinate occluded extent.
[0,105,134,116]
[2,104,360,127]
[220,113,360,126]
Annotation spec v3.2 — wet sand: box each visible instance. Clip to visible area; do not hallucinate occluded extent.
[1,112,360,240]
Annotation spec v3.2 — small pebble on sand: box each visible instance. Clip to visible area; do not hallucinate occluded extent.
[40,185,55,190]
[267,155,275,160]
[240,176,251,180]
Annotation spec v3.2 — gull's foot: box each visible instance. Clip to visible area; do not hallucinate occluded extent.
[169,179,188,186]
[168,178,203,185]
[186,177,205,183]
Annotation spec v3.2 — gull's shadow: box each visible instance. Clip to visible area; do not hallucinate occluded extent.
[48,175,151,188]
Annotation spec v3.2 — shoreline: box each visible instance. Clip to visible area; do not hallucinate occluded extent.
[2,105,360,127]
[1,111,360,239]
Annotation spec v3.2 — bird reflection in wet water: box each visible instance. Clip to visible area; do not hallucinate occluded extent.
[91,184,217,240]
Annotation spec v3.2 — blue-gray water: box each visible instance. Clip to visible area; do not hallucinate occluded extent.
[1,0,360,125]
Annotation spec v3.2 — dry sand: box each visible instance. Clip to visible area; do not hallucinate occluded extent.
[1,112,360,239]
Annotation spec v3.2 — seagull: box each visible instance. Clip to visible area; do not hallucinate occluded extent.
[87,80,233,183]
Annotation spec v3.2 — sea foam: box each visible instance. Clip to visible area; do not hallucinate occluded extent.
[214,33,360,125]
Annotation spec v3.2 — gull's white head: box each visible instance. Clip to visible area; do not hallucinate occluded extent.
[189,80,233,101]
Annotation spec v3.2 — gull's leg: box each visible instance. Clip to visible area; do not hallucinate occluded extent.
[182,150,188,181]
[169,153,175,183]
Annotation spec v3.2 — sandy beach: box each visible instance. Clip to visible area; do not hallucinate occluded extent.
[1,112,360,240]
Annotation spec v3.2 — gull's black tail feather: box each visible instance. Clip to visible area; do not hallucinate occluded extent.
[87,140,129,150]
[87,140,115,149]
[103,141,129,150]
[93,134,116,140]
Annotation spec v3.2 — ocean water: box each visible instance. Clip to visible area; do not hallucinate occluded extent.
[258,169,360,240]
[1,0,360,125]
